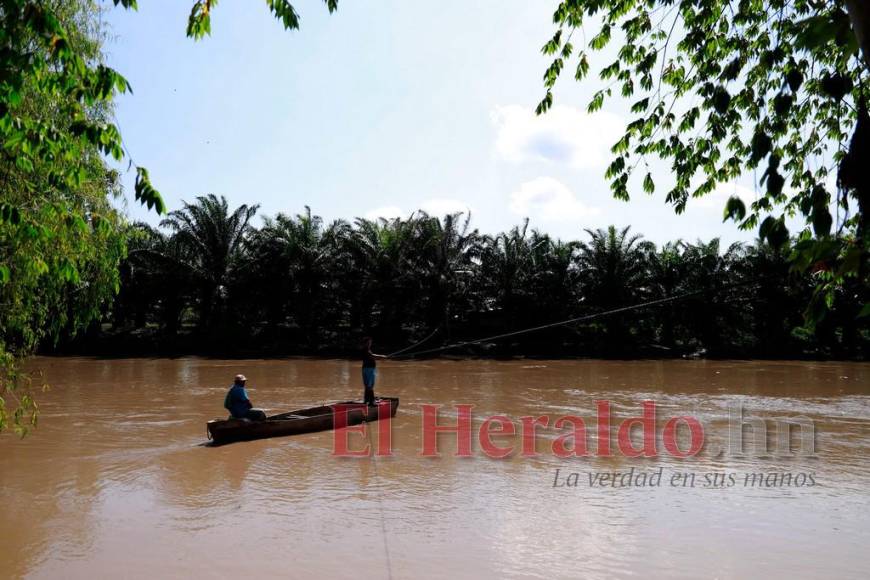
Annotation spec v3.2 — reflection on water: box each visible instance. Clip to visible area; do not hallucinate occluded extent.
[1,357,869,579]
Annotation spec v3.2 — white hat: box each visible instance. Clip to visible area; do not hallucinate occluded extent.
[234,374,247,382]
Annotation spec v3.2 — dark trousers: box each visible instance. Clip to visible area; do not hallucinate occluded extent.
[244,408,267,421]
[362,367,376,405]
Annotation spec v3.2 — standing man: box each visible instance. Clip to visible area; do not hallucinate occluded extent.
[224,374,267,421]
[362,337,388,405]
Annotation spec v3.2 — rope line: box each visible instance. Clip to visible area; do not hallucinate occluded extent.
[386,326,441,358]
[392,279,762,359]
[365,411,394,580]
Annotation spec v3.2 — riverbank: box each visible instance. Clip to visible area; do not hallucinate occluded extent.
[47,324,868,361]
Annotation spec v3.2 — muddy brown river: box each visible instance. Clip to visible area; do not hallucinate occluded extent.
[1,357,869,579]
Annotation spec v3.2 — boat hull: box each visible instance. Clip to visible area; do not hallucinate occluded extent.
[207,397,399,445]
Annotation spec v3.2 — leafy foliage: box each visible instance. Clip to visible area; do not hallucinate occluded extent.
[99,206,868,359]
[186,0,339,38]
[0,1,133,434]
[160,194,258,331]
[537,0,869,322]
[0,0,339,433]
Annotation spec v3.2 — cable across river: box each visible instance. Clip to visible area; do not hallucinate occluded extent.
[391,278,763,359]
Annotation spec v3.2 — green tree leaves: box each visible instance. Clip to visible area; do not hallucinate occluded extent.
[265,0,301,30]
[187,0,216,39]
[134,168,165,214]
[0,0,162,434]
[537,0,869,324]
[1,0,165,218]
[186,0,338,38]
[159,195,258,331]
[750,130,772,165]
[112,211,867,358]
[723,197,746,222]
[2,0,344,434]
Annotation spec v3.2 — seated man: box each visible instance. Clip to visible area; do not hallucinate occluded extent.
[224,374,267,421]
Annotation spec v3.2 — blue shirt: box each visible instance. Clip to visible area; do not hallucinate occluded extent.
[224,384,251,418]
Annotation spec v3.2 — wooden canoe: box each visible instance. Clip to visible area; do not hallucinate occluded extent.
[206,397,399,445]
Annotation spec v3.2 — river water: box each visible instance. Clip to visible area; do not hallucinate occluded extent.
[1,357,868,579]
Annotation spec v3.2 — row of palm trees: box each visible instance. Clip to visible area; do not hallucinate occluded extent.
[104,194,867,358]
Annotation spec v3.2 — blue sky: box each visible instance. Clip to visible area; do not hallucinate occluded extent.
[104,0,760,245]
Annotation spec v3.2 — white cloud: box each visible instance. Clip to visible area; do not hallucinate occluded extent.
[364,205,405,220]
[364,198,473,221]
[491,104,624,169]
[420,197,473,216]
[508,176,600,221]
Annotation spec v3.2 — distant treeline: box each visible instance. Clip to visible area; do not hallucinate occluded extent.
[56,195,868,359]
